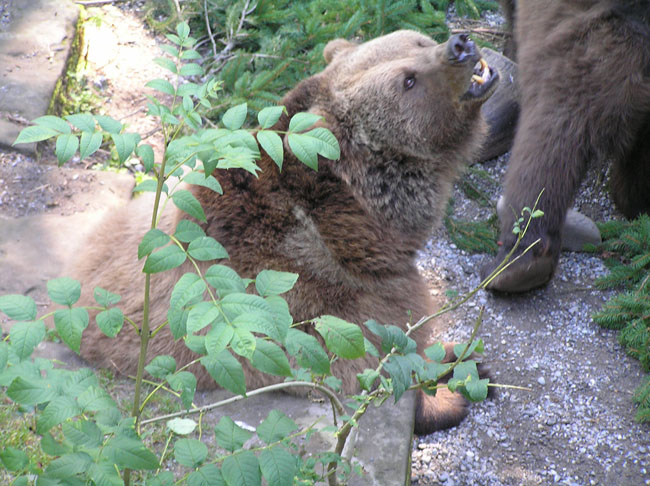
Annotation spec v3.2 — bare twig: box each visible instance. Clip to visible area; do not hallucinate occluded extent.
[74,0,130,6]
[208,0,255,74]
[139,381,346,426]
[451,27,510,37]
[204,0,218,58]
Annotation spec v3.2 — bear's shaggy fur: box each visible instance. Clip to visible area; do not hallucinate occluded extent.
[74,30,498,434]
[482,0,650,292]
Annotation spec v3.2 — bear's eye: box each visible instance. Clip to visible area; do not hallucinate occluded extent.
[404,76,416,90]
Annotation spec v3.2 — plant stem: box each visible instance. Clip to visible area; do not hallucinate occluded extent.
[140,381,345,426]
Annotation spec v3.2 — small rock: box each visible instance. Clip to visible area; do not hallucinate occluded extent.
[538,377,546,386]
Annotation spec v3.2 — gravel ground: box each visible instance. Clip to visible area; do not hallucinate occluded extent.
[411,154,650,485]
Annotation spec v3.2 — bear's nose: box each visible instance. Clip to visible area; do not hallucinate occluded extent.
[447,34,477,62]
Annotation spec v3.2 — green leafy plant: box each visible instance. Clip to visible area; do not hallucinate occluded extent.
[587,215,650,423]
[0,22,495,485]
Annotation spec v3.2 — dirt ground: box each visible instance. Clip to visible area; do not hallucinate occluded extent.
[1,3,648,486]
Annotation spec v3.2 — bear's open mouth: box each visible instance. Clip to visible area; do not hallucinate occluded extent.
[466,57,498,99]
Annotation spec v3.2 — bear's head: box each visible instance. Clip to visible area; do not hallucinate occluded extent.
[318,30,498,160]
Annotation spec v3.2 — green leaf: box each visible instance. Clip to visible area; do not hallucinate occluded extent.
[146,78,176,96]
[384,355,413,402]
[65,113,96,132]
[36,395,81,434]
[264,295,292,340]
[174,438,207,468]
[0,342,8,370]
[42,432,71,456]
[45,452,92,479]
[47,277,82,306]
[464,376,489,402]
[258,106,285,129]
[0,294,37,320]
[62,420,103,449]
[176,22,190,39]
[424,342,447,362]
[357,369,380,391]
[111,132,139,163]
[180,63,204,77]
[146,355,177,379]
[167,418,197,435]
[9,320,45,360]
[167,371,197,409]
[133,179,168,194]
[0,447,28,471]
[55,133,79,165]
[251,339,292,377]
[169,273,206,310]
[95,115,122,134]
[6,376,55,405]
[187,301,221,334]
[287,133,318,170]
[221,293,274,322]
[93,287,121,307]
[105,437,160,470]
[257,410,298,445]
[78,385,118,412]
[288,112,321,132]
[53,308,89,353]
[204,322,234,355]
[285,329,330,375]
[13,125,59,144]
[172,189,206,222]
[160,44,179,57]
[201,350,246,396]
[138,228,171,259]
[188,464,226,486]
[95,308,124,337]
[154,56,177,73]
[174,219,206,243]
[255,270,298,297]
[205,264,246,297]
[222,451,261,485]
[231,327,256,359]
[183,172,223,194]
[143,245,187,274]
[453,360,480,381]
[181,49,202,60]
[233,311,283,342]
[259,447,295,486]
[305,127,340,160]
[34,115,71,133]
[188,236,228,261]
[256,130,284,169]
[79,131,103,160]
[214,416,253,452]
[315,315,365,359]
[136,144,155,172]
[88,462,123,486]
[222,103,248,130]
[453,339,483,359]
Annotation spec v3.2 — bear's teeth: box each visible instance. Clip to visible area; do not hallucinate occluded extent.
[472,58,490,85]
[472,74,485,85]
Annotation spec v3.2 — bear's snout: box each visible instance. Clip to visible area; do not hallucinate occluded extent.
[447,33,478,63]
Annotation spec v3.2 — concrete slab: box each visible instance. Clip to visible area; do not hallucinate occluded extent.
[0,0,79,153]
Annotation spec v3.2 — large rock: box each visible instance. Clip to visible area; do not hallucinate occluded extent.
[0,0,79,153]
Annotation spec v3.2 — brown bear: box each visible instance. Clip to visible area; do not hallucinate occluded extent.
[73,30,499,435]
[481,0,650,292]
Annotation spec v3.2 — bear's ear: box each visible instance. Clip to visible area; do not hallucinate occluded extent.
[323,39,357,64]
